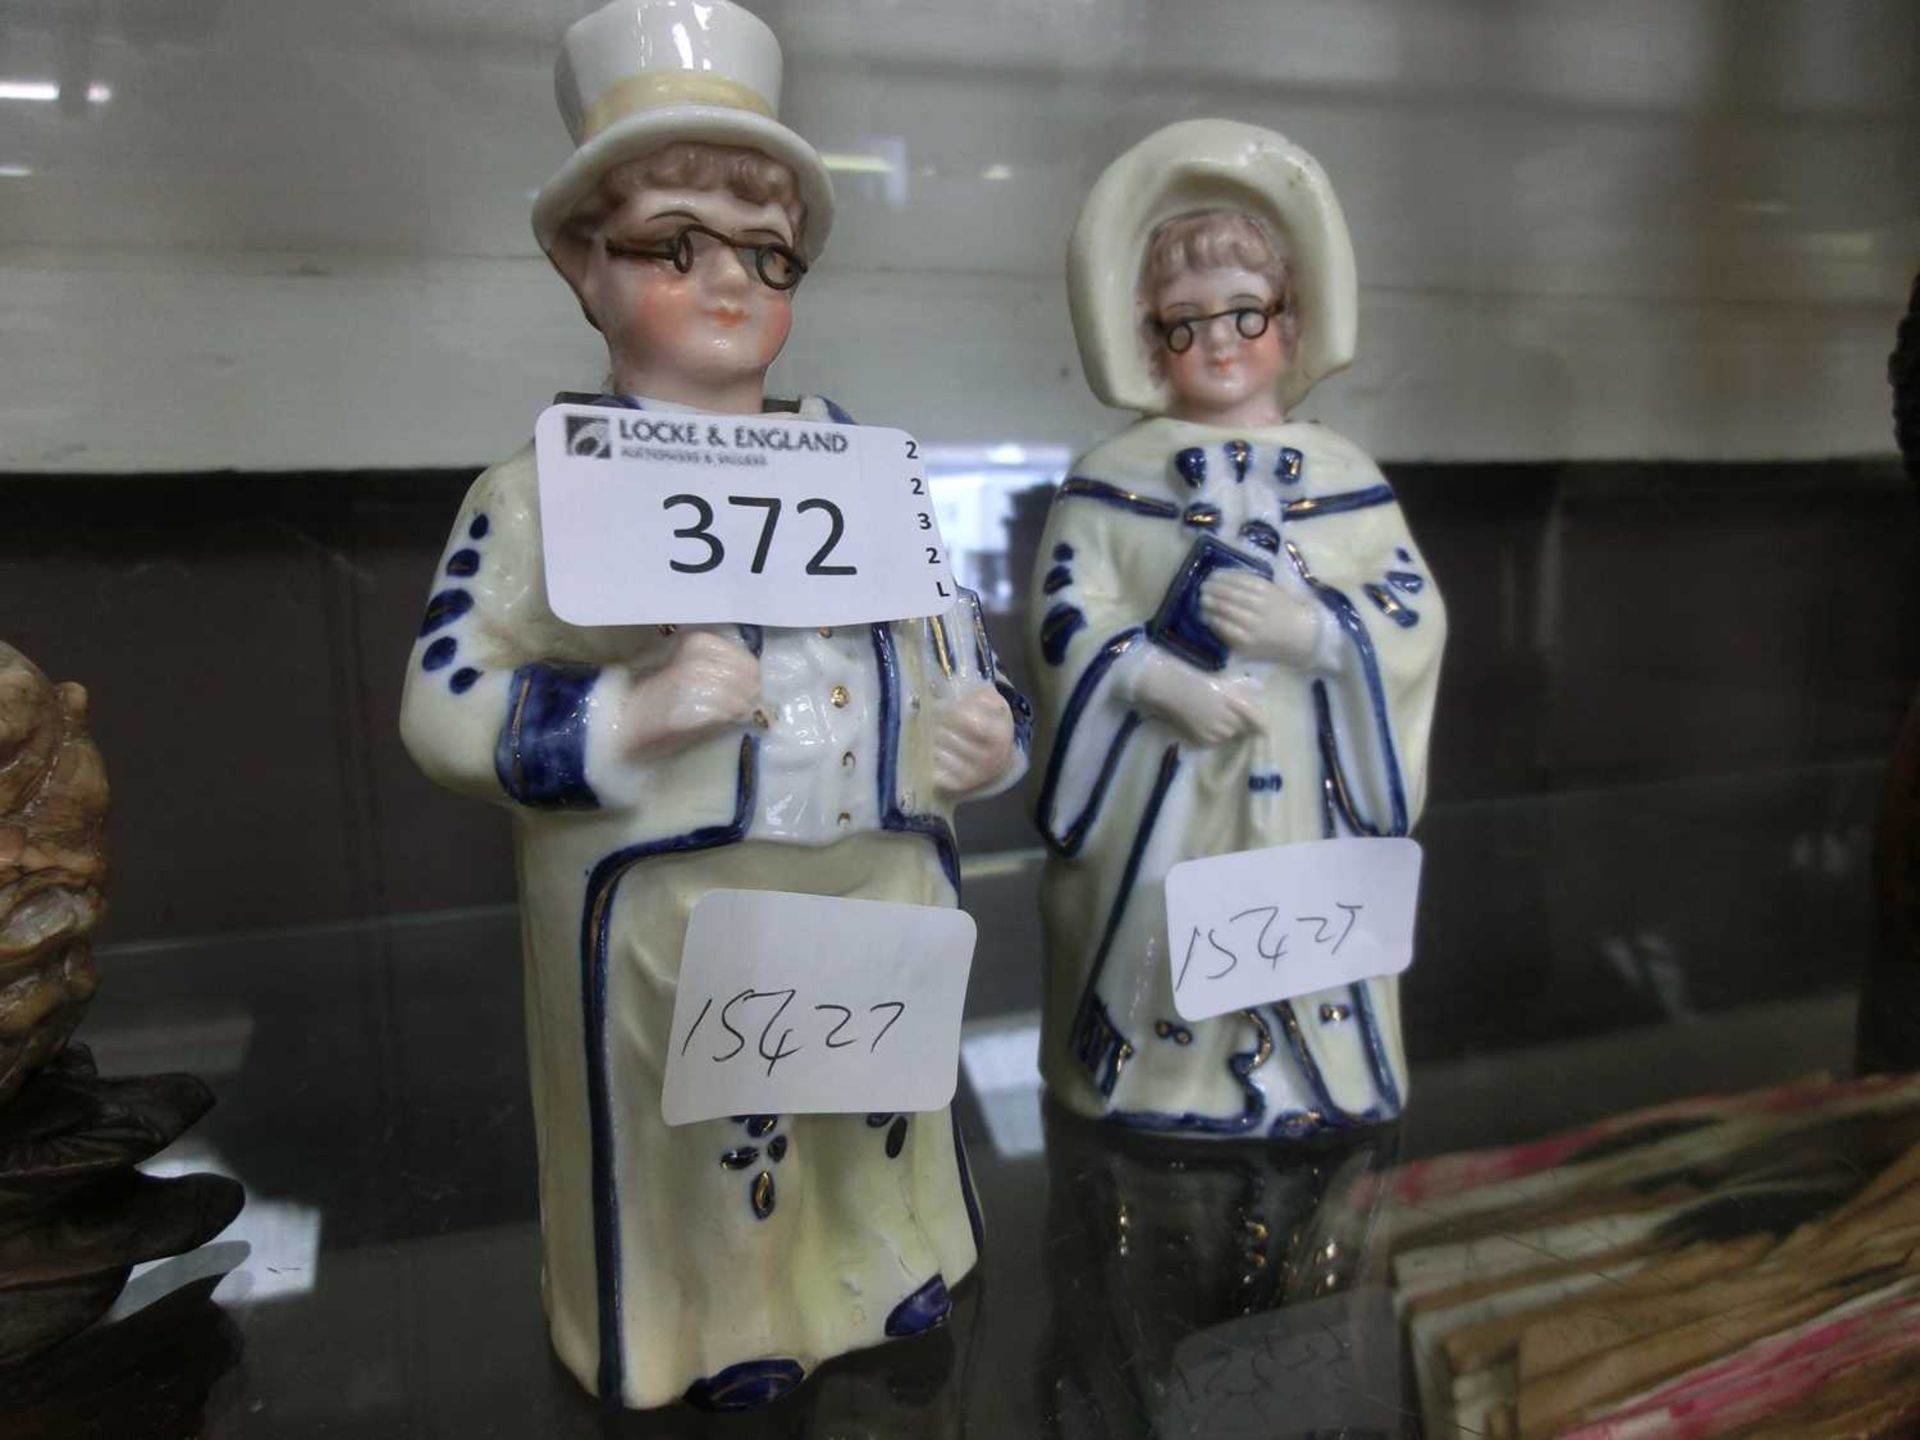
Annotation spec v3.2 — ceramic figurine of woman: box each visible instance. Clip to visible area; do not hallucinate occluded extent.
[399,0,1024,1410]
[1029,120,1445,1140]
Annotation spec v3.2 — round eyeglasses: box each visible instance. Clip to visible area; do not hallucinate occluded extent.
[606,223,808,292]
[1153,302,1282,354]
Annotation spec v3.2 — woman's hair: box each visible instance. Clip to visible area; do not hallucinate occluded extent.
[1138,208,1298,351]
[568,142,808,248]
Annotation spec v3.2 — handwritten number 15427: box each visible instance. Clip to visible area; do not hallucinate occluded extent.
[1174,901,1364,992]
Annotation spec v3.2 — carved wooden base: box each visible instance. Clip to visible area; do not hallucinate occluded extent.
[0,1045,241,1367]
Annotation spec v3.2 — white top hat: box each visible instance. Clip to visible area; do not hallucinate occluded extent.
[1068,119,1357,417]
[532,0,834,261]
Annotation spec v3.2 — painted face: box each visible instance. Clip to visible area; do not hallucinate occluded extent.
[577,184,797,389]
[1149,265,1289,420]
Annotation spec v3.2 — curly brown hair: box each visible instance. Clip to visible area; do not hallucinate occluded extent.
[1138,209,1298,353]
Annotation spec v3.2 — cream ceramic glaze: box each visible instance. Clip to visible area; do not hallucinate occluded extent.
[400,399,1026,1409]
[401,0,1024,1412]
[1068,118,1357,419]
[1030,122,1445,1141]
[533,0,834,263]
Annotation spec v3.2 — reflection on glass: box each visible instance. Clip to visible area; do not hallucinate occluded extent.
[133,1146,323,1304]
[926,444,1069,610]
[1040,1109,1401,1438]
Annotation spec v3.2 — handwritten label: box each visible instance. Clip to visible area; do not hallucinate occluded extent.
[1161,1287,1402,1439]
[535,405,955,627]
[661,889,976,1126]
[1164,838,1421,1023]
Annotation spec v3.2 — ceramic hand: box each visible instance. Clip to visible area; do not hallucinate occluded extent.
[620,630,761,761]
[1200,571,1320,666]
[1130,649,1266,746]
[929,684,1016,797]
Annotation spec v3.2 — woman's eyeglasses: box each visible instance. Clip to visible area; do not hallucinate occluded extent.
[1152,302,1282,354]
[606,223,808,292]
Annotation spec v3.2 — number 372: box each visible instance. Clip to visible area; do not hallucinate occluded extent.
[663,494,856,577]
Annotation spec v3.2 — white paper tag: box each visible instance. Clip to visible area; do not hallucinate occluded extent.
[661,889,976,1126]
[1164,838,1421,1023]
[534,404,956,627]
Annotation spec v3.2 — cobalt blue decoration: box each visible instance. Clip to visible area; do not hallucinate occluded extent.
[883,1275,952,1337]
[1363,582,1420,628]
[1225,438,1251,481]
[1145,536,1274,672]
[493,663,601,810]
[418,589,473,636]
[682,1358,807,1412]
[1040,603,1087,666]
[1059,476,1180,519]
[1182,503,1222,530]
[1240,519,1281,553]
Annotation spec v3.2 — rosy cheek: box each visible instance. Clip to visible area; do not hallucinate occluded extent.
[1166,348,1212,394]
[758,301,794,360]
[1246,338,1276,377]
[629,275,702,342]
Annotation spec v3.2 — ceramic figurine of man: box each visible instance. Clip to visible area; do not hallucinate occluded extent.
[1029,120,1445,1140]
[399,0,1024,1410]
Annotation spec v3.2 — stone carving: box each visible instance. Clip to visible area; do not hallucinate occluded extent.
[0,643,108,1108]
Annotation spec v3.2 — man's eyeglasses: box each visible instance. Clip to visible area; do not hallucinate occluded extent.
[606,223,808,291]
[1152,302,1283,354]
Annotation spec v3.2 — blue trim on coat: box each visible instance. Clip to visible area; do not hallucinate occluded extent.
[496,664,602,810]
[1107,1006,1272,1135]
[554,390,643,409]
[1058,477,1181,519]
[556,391,852,425]
[1062,474,1388,528]
[1284,484,1396,521]
[1349,980,1404,1116]
[1040,603,1087,665]
[578,736,759,1404]
[870,625,961,895]
[1291,542,1410,837]
[1034,629,1146,856]
[1068,743,1180,1097]
[1274,998,1363,1126]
